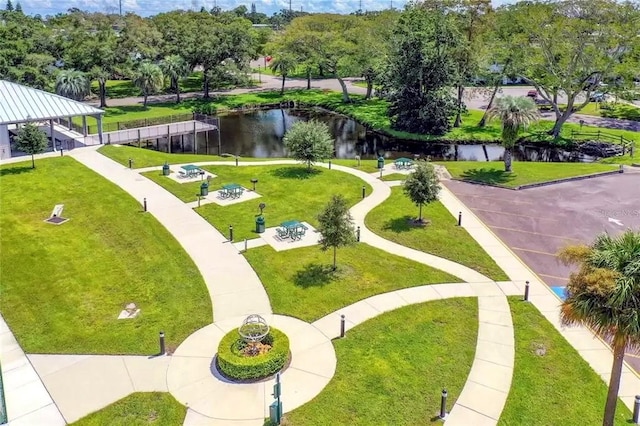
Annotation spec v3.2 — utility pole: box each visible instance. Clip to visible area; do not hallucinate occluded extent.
[118,0,122,15]
[359,0,362,10]
[289,0,292,12]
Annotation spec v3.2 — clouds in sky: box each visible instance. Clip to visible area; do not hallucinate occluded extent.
[21,0,412,17]
[21,0,512,17]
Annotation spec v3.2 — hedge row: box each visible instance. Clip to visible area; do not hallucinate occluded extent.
[217,327,290,381]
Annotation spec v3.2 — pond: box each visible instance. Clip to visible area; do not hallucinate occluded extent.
[159,108,597,162]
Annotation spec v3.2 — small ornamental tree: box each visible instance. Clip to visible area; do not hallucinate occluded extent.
[317,194,356,270]
[15,123,48,168]
[283,120,334,170]
[403,162,440,223]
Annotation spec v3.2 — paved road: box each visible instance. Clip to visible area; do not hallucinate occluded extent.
[444,168,640,371]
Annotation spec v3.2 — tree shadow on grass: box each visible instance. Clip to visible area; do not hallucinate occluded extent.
[382,216,429,233]
[461,168,516,185]
[0,165,33,177]
[269,166,321,180]
[293,263,337,288]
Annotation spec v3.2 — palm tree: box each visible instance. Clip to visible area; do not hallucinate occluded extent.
[133,62,164,109]
[160,55,189,104]
[90,66,110,108]
[55,69,90,101]
[269,54,297,95]
[558,230,640,426]
[487,95,539,172]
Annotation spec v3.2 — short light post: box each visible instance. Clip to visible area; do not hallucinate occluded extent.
[457,211,462,226]
[328,160,332,170]
[197,195,201,208]
[524,280,530,302]
[159,331,166,355]
[379,167,383,179]
[128,158,133,169]
[251,178,258,191]
[235,156,239,166]
[633,395,640,424]
[229,225,234,242]
[340,314,346,338]
[439,389,448,419]
[143,198,147,212]
[356,226,361,242]
[362,186,366,199]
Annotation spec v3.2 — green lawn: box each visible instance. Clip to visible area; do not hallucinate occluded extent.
[89,72,220,100]
[244,243,459,322]
[98,145,232,169]
[578,102,640,122]
[143,165,371,241]
[438,161,618,188]
[499,298,632,425]
[365,187,507,281]
[380,172,407,181]
[0,158,211,354]
[71,392,186,425]
[285,298,477,424]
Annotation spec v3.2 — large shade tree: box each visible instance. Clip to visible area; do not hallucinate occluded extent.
[500,0,640,138]
[55,69,90,101]
[558,230,640,426]
[487,95,539,172]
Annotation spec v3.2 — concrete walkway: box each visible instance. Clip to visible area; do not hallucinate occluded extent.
[69,147,271,322]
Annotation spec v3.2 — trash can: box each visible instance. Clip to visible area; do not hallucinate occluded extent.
[162,163,170,176]
[200,182,209,196]
[255,216,265,234]
[377,156,385,169]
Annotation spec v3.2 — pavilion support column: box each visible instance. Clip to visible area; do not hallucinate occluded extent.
[97,115,104,145]
[82,116,88,136]
[49,119,56,152]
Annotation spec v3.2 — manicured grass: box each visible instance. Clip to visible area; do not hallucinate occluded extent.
[380,172,407,181]
[365,187,507,281]
[244,243,459,322]
[0,158,211,354]
[98,145,232,169]
[88,72,218,99]
[499,298,632,425]
[285,298,478,424]
[331,158,380,174]
[144,165,371,242]
[578,102,640,122]
[438,161,618,188]
[71,392,186,425]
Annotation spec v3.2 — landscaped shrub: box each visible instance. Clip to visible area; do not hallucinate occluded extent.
[217,327,289,381]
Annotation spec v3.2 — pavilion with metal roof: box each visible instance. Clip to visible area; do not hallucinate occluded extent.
[0,80,104,160]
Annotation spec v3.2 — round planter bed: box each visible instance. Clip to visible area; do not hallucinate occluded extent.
[216,327,290,382]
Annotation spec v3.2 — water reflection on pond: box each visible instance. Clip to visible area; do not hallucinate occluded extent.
[173,108,595,162]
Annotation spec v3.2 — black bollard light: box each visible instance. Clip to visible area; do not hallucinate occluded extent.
[60,147,64,157]
[457,211,462,226]
[619,164,624,174]
[235,156,239,166]
[356,226,361,242]
[128,158,133,169]
[439,389,448,419]
[159,331,166,355]
[340,314,346,338]
[143,197,147,212]
[197,195,201,208]
[328,160,332,170]
[524,280,530,302]
[633,395,640,424]
[251,178,258,191]
[229,225,234,242]
[362,186,366,199]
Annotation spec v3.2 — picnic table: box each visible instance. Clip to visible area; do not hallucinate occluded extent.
[180,164,202,178]
[394,157,414,170]
[277,220,308,240]
[221,183,244,199]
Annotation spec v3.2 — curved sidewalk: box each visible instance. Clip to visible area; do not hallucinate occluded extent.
[70,147,271,322]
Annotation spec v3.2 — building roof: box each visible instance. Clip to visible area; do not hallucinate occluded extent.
[0,80,103,125]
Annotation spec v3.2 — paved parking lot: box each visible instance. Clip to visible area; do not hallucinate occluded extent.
[444,169,640,370]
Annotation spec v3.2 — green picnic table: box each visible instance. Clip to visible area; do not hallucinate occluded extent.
[180,164,202,178]
[221,183,244,199]
[394,157,414,170]
[277,220,308,240]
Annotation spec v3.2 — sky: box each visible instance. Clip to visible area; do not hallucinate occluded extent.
[15,0,506,17]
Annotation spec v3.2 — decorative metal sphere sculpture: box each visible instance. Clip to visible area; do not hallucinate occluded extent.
[238,314,270,344]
